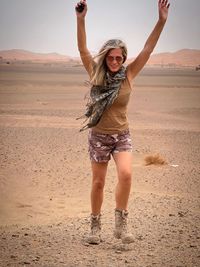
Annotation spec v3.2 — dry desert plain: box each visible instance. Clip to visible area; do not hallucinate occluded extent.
[0,62,200,267]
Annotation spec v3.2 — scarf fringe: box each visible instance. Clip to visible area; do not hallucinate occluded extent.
[79,125,89,132]
[76,115,86,120]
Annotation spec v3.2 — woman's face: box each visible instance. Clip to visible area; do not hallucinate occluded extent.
[105,48,124,73]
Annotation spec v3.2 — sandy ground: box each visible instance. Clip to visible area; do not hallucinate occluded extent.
[0,62,200,267]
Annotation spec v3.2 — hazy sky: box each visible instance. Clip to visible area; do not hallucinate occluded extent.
[0,0,200,58]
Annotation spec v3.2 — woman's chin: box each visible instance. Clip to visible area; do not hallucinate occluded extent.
[109,67,120,73]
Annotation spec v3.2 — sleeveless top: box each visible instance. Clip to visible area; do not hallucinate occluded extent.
[80,51,132,134]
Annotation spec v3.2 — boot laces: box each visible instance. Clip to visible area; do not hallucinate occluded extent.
[91,215,101,234]
[121,211,128,233]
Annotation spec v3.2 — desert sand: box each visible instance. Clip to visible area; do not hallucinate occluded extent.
[0,62,200,267]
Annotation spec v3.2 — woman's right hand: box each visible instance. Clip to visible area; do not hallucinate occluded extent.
[75,0,87,18]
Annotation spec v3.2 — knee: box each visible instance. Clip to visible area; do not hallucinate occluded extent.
[92,177,105,191]
[118,170,132,185]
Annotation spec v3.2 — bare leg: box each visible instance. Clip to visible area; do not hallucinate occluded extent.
[91,161,108,215]
[113,152,132,210]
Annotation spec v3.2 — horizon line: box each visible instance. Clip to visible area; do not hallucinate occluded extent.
[0,47,200,58]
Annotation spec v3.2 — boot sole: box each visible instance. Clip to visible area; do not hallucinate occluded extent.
[114,231,134,244]
[121,237,134,244]
[86,236,101,245]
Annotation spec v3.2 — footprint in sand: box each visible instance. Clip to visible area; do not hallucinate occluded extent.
[16,203,32,208]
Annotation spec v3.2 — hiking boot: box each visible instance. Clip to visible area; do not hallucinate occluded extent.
[86,214,101,244]
[114,209,134,244]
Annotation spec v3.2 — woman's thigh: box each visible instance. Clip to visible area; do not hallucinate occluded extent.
[112,152,132,180]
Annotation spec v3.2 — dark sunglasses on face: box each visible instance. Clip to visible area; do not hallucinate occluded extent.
[106,55,124,63]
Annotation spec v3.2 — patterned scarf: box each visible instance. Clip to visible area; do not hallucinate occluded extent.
[77,66,126,132]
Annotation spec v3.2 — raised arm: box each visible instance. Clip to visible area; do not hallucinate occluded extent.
[126,0,170,81]
[76,0,95,76]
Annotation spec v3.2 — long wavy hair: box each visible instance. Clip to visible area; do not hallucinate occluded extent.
[90,39,127,86]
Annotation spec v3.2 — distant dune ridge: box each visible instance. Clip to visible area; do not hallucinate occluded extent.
[146,49,200,67]
[0,48,200,66]
[0,49,72,62]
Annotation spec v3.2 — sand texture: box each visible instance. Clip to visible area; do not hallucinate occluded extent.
[0,62,200,266]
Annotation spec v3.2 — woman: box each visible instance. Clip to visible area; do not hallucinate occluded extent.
[75,0,170,244]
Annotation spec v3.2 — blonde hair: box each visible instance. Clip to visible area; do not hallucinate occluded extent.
[90,39,127,86]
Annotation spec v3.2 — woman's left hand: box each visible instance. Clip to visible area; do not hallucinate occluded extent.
[158,0,170,22]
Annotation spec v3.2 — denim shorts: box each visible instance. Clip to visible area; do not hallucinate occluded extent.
[88,129,133,162]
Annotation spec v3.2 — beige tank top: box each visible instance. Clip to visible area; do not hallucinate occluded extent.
[80,51,132,134]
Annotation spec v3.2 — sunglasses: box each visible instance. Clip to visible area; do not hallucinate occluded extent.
[106,55,124,63]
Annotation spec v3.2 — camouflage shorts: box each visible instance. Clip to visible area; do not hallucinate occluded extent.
[88,129,133,163]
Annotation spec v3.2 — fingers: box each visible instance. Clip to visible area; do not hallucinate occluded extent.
[76,0,86,7]
[75,0,87,14]
[75,0,87,10]
[159,0,170,8]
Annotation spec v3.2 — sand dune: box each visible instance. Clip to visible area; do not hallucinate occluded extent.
[147,49,200,67]
[1,48,200,66]
[0,49,71,62]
